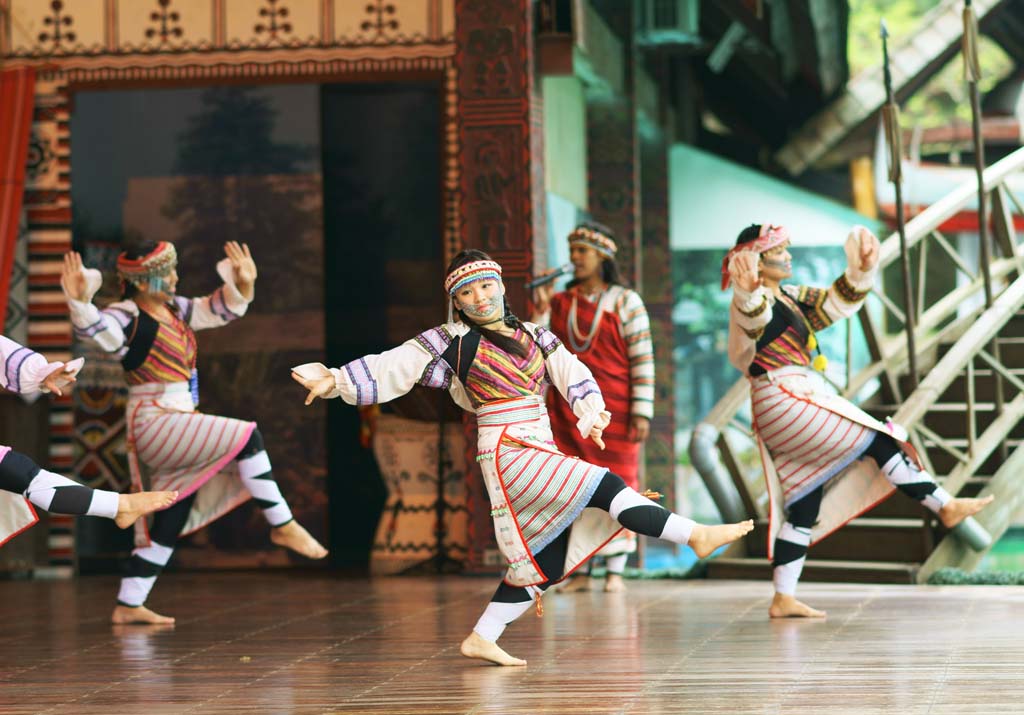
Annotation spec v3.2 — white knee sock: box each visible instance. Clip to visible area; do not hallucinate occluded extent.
[772,522,812,596]
[24,469,119,519]
[608,487,695,545]
[473,586,543,642]
[238,451,293,527]
[922,486,953,513]
[605,553,628,575]
[118,541,175,607]
[879,454,953,514]
[660,514,696,545]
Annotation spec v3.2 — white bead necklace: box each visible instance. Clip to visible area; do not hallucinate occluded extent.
[567,288,606,352]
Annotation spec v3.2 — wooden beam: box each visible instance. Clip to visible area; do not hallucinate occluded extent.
[715,0,772,46]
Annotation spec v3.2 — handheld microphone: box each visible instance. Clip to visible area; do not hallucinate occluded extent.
[525,263,574,291]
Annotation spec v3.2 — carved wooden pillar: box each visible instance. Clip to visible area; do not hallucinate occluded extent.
[584,2,639,287]
[455,0,542,313]
[586,93,640,286]
[455,0,544,572]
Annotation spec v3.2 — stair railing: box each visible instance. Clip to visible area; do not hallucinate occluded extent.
[691,146,1024,530]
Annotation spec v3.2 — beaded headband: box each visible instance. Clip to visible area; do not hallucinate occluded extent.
[569,227,617,259]
[117,241,178,290]
[720,224,791,290]
[443,260,503,296]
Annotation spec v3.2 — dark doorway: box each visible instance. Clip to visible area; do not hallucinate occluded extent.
[320,82,444,569]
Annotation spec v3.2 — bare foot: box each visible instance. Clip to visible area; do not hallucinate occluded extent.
[114,490,179,529]
[769,593,826,619]
[460,632,527,666]
[938,496,995,529]
[270,520,328,559]
[604,574,627,593]
[111,604,175,625]
[688,519,754,559]
[558,575,591,593]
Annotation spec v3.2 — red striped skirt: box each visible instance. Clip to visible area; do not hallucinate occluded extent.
[477,397,609,556]
[495,435,607,553]
[752,366,873,508]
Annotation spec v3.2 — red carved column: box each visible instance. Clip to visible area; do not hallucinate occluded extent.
[455,0,544,573]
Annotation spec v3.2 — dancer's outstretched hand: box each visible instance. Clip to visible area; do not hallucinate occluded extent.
[41,363,75,396]
[225,241,257,300]
[729,251,761,293]
[589,411,611,450]
[855,227,880,271]
[292,371,336,406]
[61,252,90,301]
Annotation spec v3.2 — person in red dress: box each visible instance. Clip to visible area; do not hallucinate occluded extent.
[533,222,654,592]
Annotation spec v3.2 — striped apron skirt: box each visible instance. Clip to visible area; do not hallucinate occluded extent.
[752,366,911,559]
[476,395,623,587]
[0,445,39,547]
[126,382,256,547]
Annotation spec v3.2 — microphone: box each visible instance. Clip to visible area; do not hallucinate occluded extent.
[525,263,574,291]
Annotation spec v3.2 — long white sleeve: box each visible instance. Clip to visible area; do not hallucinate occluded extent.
[329,341,434,406]
[176,259,252,331]
[65,268,133,355]
[527,322,610,438]
[616,288,655,419]
[728,283,772,373]
[0,335,50,394]
[822,228,878,321]
[781,230,878,332]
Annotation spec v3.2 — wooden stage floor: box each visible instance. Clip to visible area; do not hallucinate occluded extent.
[1,571,1021,714]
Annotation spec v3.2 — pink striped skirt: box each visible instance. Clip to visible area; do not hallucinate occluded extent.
[752,366,874,508]
[0,445,38,547]
[127,382,255,543]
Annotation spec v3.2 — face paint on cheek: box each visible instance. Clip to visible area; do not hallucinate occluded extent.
[461,294,505,321]
[761,257,791,271]
[151,278,177,297]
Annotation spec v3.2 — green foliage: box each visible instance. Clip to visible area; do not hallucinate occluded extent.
[927,567,1024,585]
[848,0,1015,130]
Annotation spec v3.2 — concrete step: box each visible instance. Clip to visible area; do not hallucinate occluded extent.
[745,517,931,562]
[706,557,919,584]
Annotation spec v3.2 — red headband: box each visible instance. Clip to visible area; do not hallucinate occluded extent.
[720,224,790,290]
[117,241,177,282]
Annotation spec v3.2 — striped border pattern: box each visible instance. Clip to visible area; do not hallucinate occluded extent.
[25,77,75,578]
[11,25,462,578]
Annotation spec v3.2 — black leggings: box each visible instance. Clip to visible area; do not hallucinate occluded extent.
[490,470,669,603]
[0,450,40,495]
[120,493,196,588]
[0,449,96,515]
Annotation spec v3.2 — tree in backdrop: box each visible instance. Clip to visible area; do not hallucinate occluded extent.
[163,86,321,312]
[848,0,1015,131]
[161,86,328,553]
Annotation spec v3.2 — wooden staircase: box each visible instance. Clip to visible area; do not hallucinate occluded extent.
[697,146,1024,584]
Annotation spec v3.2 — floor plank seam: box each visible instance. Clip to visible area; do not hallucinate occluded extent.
[617,592,765,714]
[923,594,977,715]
